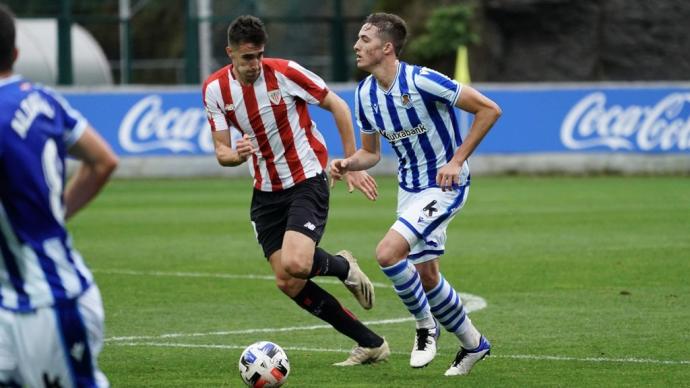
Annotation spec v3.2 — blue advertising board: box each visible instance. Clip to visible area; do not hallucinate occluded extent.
[63,84,690,158]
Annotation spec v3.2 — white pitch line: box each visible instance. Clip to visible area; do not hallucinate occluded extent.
[97,269,690,366]
[100,268,486,342]
[106,307,486,343]
[109,342,690,366]
[93,268,487,312]
[106,318,415,342]
[496,354,690,366]
[93,268,391,288]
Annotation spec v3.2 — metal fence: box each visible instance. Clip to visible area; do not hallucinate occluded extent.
[6,0,375,85]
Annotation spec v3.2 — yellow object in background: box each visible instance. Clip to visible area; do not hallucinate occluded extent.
[454,45,471,85]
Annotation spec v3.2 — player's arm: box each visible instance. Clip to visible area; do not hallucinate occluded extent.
[319,90,357,157]
[212,130,256,167]
[330,132,380,176]
[319,90,378,200]
[64,126,118,220]
[453,85,501,163]
[437,86,502,190]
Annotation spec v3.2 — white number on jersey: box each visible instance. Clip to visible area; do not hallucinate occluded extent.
[41,139,65,225]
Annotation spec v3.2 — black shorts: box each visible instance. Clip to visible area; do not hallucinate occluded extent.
[250,172,330,258]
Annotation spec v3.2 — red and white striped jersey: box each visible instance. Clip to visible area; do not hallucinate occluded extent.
[202,58,330,191]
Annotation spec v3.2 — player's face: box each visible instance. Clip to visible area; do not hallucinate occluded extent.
[226,42,265,84]
[353,24,386,72]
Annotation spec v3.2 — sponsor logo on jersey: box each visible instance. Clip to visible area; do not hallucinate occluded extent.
[378,123,428,143]
[303,221,316,231]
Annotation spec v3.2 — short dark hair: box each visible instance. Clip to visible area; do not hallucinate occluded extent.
[364,13,408,57]
[0,3,16,72]
[227,15,268,47]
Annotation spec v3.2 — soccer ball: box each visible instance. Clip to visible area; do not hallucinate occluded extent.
[238,341,290,387]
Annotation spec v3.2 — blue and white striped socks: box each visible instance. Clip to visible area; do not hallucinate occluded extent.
[381,260,435,329]
[426,275,480,349]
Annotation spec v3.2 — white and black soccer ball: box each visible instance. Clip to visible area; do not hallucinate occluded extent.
[238,341,290,388]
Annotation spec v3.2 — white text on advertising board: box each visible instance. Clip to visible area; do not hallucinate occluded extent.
[561,92,690,151]
[119,95,214,154]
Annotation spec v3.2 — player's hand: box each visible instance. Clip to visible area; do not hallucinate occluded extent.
[329,158,349,186]
[236,134,258,161]
[345,170,378,201]
[436,160,462,192]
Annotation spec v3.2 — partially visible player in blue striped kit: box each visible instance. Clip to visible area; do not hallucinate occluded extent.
[330,13,501,376]
[0,4,118,387]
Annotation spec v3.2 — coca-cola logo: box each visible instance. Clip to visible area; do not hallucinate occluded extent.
[118,95,214,154]
[561,92,690,151]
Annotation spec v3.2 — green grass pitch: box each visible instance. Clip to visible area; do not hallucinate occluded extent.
[68,176,690,387]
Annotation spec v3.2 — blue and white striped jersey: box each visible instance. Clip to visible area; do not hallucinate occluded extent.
[0,75,93,312]
[355,61,469,192]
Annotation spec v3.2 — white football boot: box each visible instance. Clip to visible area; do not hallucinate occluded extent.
[333,339,390,366]
[410,320,440,368]
[338,250,374,310]
[444,335,491,376]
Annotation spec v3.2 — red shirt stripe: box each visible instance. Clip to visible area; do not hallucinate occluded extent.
[263,65,306,184]
[203,58,330,192]
[218,67,262,188]
[242,84,283,191]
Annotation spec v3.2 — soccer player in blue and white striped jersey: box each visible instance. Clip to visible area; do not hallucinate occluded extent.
[330,13,501,376]
[0,4,118,386]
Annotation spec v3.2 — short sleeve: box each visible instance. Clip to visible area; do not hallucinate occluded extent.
[282,60,329,104]
[43,88,88,148]
[413,67,462,106]
[202,78,230,132]
[355,82,376,134]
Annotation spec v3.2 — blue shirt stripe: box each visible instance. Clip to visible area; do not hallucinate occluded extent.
[356,81,373,132]
[355,62,468,191]
[400,64,438,186]
[0,232,31,311]
[0,77,93,311]
[384,91,420,188]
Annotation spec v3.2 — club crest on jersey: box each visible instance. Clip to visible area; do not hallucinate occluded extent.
[268,90,282,105]
[401,93,412,108]
[224,103,234,112]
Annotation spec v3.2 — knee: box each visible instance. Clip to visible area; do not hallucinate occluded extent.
[419,271,440,291]
[376,240,404,267]
[275,276,303,298]
[417,267,440,291]
[281,255,311,278]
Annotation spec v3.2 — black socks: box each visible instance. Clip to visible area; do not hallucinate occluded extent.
[308,248,350,281]
[292,280,383,348]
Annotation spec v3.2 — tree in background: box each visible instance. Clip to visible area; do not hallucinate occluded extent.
[407,4,477,82]
[374,0,479,79]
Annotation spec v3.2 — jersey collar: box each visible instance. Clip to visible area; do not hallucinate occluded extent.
[376,61,401,95]
[0,74,22,88]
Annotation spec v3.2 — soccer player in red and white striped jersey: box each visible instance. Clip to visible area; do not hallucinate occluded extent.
[202,15,389,366]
